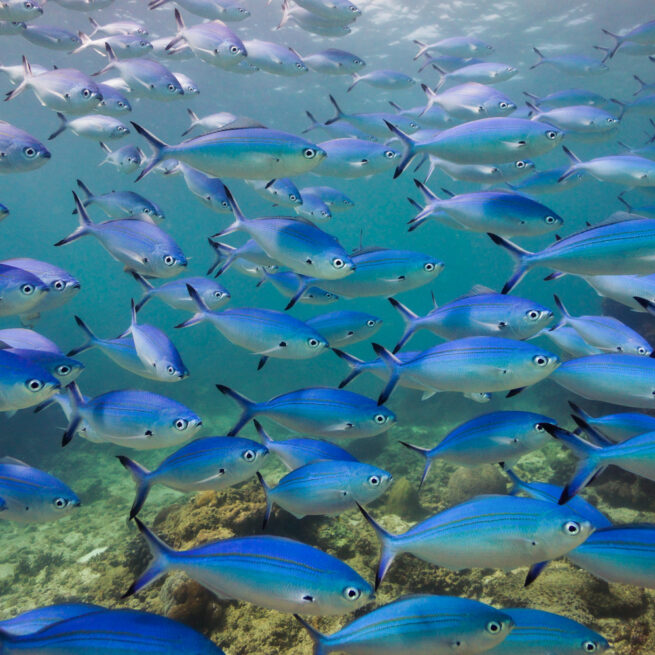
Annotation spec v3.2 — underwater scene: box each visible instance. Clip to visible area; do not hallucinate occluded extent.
[4,0,655,652]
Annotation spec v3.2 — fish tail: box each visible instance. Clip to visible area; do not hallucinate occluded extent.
[55,192,94,247]
[567,400,592,425]
[633,74,646,95]
[325,94,343,125]
[48,112,68,141]
[71,31,91,54]
[398,441,433,488]
[419,82,439,115]
[302,110,322,134]
[356,503,399,589]
[123,518,175,597]
[552,294,571,328]
[67,315,98,357]
[346,73,360,93]
[174,284,209,329]
[388,297,420,352]
[253,419,273,447]
[4,55,31,102]
[131,122,170,181]
[284,278,310,311]
[487,234,532,294]
[294,615,331,655]
[75,178,94,203]
[61,382,84,446]
[131,272,153,312]
[216,384,257,435]
[371,342,402,405]
[530,46,544,69]
[88,16,99,34]
[213,186,246,238]
[173,7,184,31]
[558,146,583,181]
[98,141,111,166]
[275,0,290,30]
[601,28,622,59]
[117,455,153,518]
[206,238,235,276]
[384,120,416,179]
[148,0,171,8]
[91,43,117,77]
[412,39,429,61]
[331,348,365,388]
[256,472,273,529]
[541,423,604,502]
[499,463,528,496]
[609,98,626,119]
[431,65,447,92]
[181,108,198,136]
[634,296,655,317]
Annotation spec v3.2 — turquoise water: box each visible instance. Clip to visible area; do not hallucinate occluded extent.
[2,0,655,653]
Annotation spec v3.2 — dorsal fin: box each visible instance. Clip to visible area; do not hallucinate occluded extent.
[0,456,29,467]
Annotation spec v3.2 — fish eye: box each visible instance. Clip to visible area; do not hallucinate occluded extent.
[583,642,598,653]
[349,4,357,9]
[53,280,65,290]
[24,2,32,7]
[118,101,125,108]
[366,319,376,327]
[424,262,435,271]
[303,147,317,159]
[533,354,548,366]
[213,290,224,298]
[527,310,540,320]
[307,338,321,348]
[141,41,149,47]
[26,379,44,392]
[143,208,152,214]
[535,423,545,431]
[82,88,91,98]
[296,62,303,69]
[222,201,229,208]
[167,84,176,91]
[368,475,380,485]
[546,130,558,140]
[384,150,395,159]
[230,45,240,54]
[57,364,72,376]
[53,497,68,509]
[486,621,502,634]
[515,160,526,168]
[499,101,508,109]
[174,418,188,430]
[163,255,175,266]
[409,121,418,128]
[343,586,361,600]
[374,413,386,424]
[21,284,34,295]
[332,257,345,269]
[166,365,175,375]
[354,59,361,64]
[638,346,647,355]
[23,146,36,158]
[563,520,581,535]
[546,215,559,224]
[242,449,255,461]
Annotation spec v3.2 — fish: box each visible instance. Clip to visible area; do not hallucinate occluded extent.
[95,82,132,114]
[559,146,655,186]
[285,0,360,21]
[6,56,103,114]
[206,238,280,277]
[306,310,381,347]
[372,338,559,404]
[0,120,51,173]
[0,0,42,22]
[295,594,513,655]
[217,384,396,439]
[173,70,198,94]
[0,61,47,85]
[430,62,517,91]
[88,16,148,36]
[243,39,307,76]
[182,107,242,135]
[502,465,612,529]
[74,179,164,220]
[118,434,268,517]
[581,273,655,311]
[256,269,339,306]
[389,287,553,350]
[388,117,563,177]
[0,328,61,354]
[549,353,655,409]
[537,324,604,358]
[166,162,231,212]
[0,608,225,653]
[489,216,655,294]
[545,420,655,502]
[422,156,535,185]
[93,44,184,101]
[294,191,331,222]
[303,48,365,75]
[276,0,353,37]
[98,142,143,173]
[48,112,130,141]
[408,181,563,236]
[258,459,392,525]
[507,166,585,194]
[0,603,104,636]
[0,21,27,35]
[569,400,655,443]
[413,36,494,59]
[126,299,188,380]
[359,494,593,588]
[567,524,655,589]
[21,24,81,50]
[303,110,378,142]
[526,103,619,136]
[125,517,374,615]
[390,99,457,129]
[0,457,79,523]
[149,0,250,21]
[300,186,354,211]
[132,272,229,313]
[347,70,416,93]
[56,191,186,279]
[0,346,60,412]
[53,383,202,448]
[167,8,246,70]
[248,178,303,207]
[601,19,655,58]
[523,88,611,110]
[5,347,83,384]
[400,411,554,486]
[254,420,357,470]
[0,263,49,318]
[151,35,194,60]
[133,121,326,180]
[553,294,651,355]
[313,138,400,178]
[421,82,516,120]
[213,188,353,280]
[486,608,608,655]
[530,47,608,75]
[177,284,328,368]
[73,32,153,58]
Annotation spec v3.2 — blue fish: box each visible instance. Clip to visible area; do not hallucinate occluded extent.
[0,603,103,636]
[0,347,60,412]
[295,595,514,655]
[257,270,339,306]
[118,434,268,517]
[125,518,374,615]
[133,273,230,313]
[569,400,655,442]
[306,310,382,347]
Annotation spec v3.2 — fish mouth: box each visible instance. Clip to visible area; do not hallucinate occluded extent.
[43,150,52,159]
